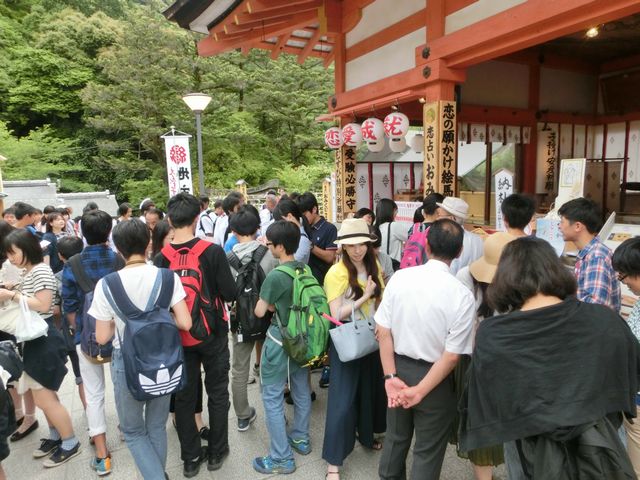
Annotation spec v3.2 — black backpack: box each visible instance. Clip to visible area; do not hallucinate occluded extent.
[227,246,270,343]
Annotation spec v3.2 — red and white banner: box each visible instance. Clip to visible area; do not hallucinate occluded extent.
[162,134,193,198]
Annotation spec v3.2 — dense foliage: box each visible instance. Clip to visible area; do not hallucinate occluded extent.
[0,0,335,204]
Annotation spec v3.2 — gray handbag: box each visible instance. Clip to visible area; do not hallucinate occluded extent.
[329,302,379,363]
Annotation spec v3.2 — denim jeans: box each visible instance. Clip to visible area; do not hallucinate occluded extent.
[261,361,311,461]
[111,348,170,480]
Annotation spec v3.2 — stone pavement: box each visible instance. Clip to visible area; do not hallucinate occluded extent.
[4,351,506,480]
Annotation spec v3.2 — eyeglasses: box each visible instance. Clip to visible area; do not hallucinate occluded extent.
[618,273,628,282]
[266,242,273,246]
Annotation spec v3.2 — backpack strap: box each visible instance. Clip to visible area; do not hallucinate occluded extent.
[227,251,241,272]
[252,245,268,265]
[161,239,210,265]
[103,272,143,319]
[68,254,96,294]
[144,269,174,311]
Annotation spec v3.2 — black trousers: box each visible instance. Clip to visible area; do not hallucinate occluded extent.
[378,354,456,480]
[175,334,230,461]
[170,371,203,414]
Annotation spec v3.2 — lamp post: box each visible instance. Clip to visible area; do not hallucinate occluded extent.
[182,93,212,194]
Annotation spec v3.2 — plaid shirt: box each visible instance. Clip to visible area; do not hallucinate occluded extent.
[62,244,121,317]
[574,237,621,312]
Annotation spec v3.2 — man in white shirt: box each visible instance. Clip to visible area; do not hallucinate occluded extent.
[436,196,483,274]
[259,193,277,233]
[195,195,216,241]
[213,192,244,246]
[375,219,475,480]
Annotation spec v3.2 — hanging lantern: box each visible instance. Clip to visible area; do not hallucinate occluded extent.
[341,123,363,147]
[324,127,342,149]
[410,133,424,153]
[361,118,384,145]
[389,137,407,153]
[367,140,384,153]
[384,112,410,139]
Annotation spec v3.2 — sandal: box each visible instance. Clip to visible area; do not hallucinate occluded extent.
[326,470,340,479]
[372,439,383,451]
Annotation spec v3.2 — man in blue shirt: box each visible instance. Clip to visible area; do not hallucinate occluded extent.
[62,209,124,475]
[297,192,337,285]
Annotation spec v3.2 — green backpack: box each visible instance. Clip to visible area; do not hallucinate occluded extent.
[274,264,330,366]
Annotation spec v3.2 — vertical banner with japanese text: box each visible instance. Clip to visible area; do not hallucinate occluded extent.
[342,146,357,219]
[334,148,344,222]
[536,123,559,195]
[494,169,514,231]
[162,134,193,198]
[439,101,457,197]
[423,102,440,196]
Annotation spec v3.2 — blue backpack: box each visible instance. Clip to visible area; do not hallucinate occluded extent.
[102,268,186,401]
[68,254,122,363]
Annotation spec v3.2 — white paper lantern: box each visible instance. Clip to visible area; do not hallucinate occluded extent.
[361,118,384,145]
[341,123,363,147]
[324,127,342,149]
[410,133,424,153]
[367,140,384,153]
[389,137,407,153]
[384,112,410,139]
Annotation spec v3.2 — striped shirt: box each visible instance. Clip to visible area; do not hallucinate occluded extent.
[575,237,621,312]
[20,263,56,318]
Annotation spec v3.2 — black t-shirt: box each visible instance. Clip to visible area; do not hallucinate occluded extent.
[153,238,236,305]
[307,217,337,284]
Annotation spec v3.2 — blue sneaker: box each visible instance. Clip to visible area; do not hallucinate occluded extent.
[90,456,112,476]
[319,366,330,388]
[252,455,296,474]
[288,436,311,455]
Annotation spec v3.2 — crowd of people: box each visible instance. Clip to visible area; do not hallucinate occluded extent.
[0,189,638,480]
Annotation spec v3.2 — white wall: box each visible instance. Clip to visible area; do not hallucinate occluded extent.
[345,28,425,90]
[539,67,597,114]
[346,0,425,47]
[445,0,526,34]
[462,61,529,109]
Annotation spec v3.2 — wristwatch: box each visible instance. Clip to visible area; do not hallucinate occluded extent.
[383,373,397,380]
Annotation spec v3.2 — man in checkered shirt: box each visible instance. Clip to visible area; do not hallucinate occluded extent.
[559,198,621,312]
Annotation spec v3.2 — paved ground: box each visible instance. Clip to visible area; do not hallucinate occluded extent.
[4,349,506,480]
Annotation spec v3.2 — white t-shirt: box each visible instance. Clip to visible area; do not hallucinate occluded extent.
[195,210,216,241]
[88,265,186,348]
[375,259,475,362]
[379,221,412,262]
[212,214,229,246]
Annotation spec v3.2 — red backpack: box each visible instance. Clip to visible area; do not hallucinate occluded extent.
[399,223,430,269]
[161,240,228,347]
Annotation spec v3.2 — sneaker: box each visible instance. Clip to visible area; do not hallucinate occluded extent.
[183,446,207,478]
[33,438,61,458]
[207,446,230,471]
[252,455,296,475]
[43,442,81,468]
[237,407,257,432]
[91,456,112,476]
[319,366,330,388]
[288,436,311,455]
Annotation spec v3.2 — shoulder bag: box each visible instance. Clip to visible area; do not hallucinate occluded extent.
[329,301,378,363]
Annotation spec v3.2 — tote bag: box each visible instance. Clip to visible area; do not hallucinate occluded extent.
[329,302,378,363]
[15,296,48,343]
[0,299,20,335]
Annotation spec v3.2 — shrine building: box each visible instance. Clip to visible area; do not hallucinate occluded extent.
[164,0,640,226]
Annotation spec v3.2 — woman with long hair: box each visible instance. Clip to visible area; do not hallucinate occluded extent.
[374,198,411,269]
[43,212,68,274]
[322,219,386,480]
[0,229,80,467]
[460,237,639,478]
[150,219,174,260]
